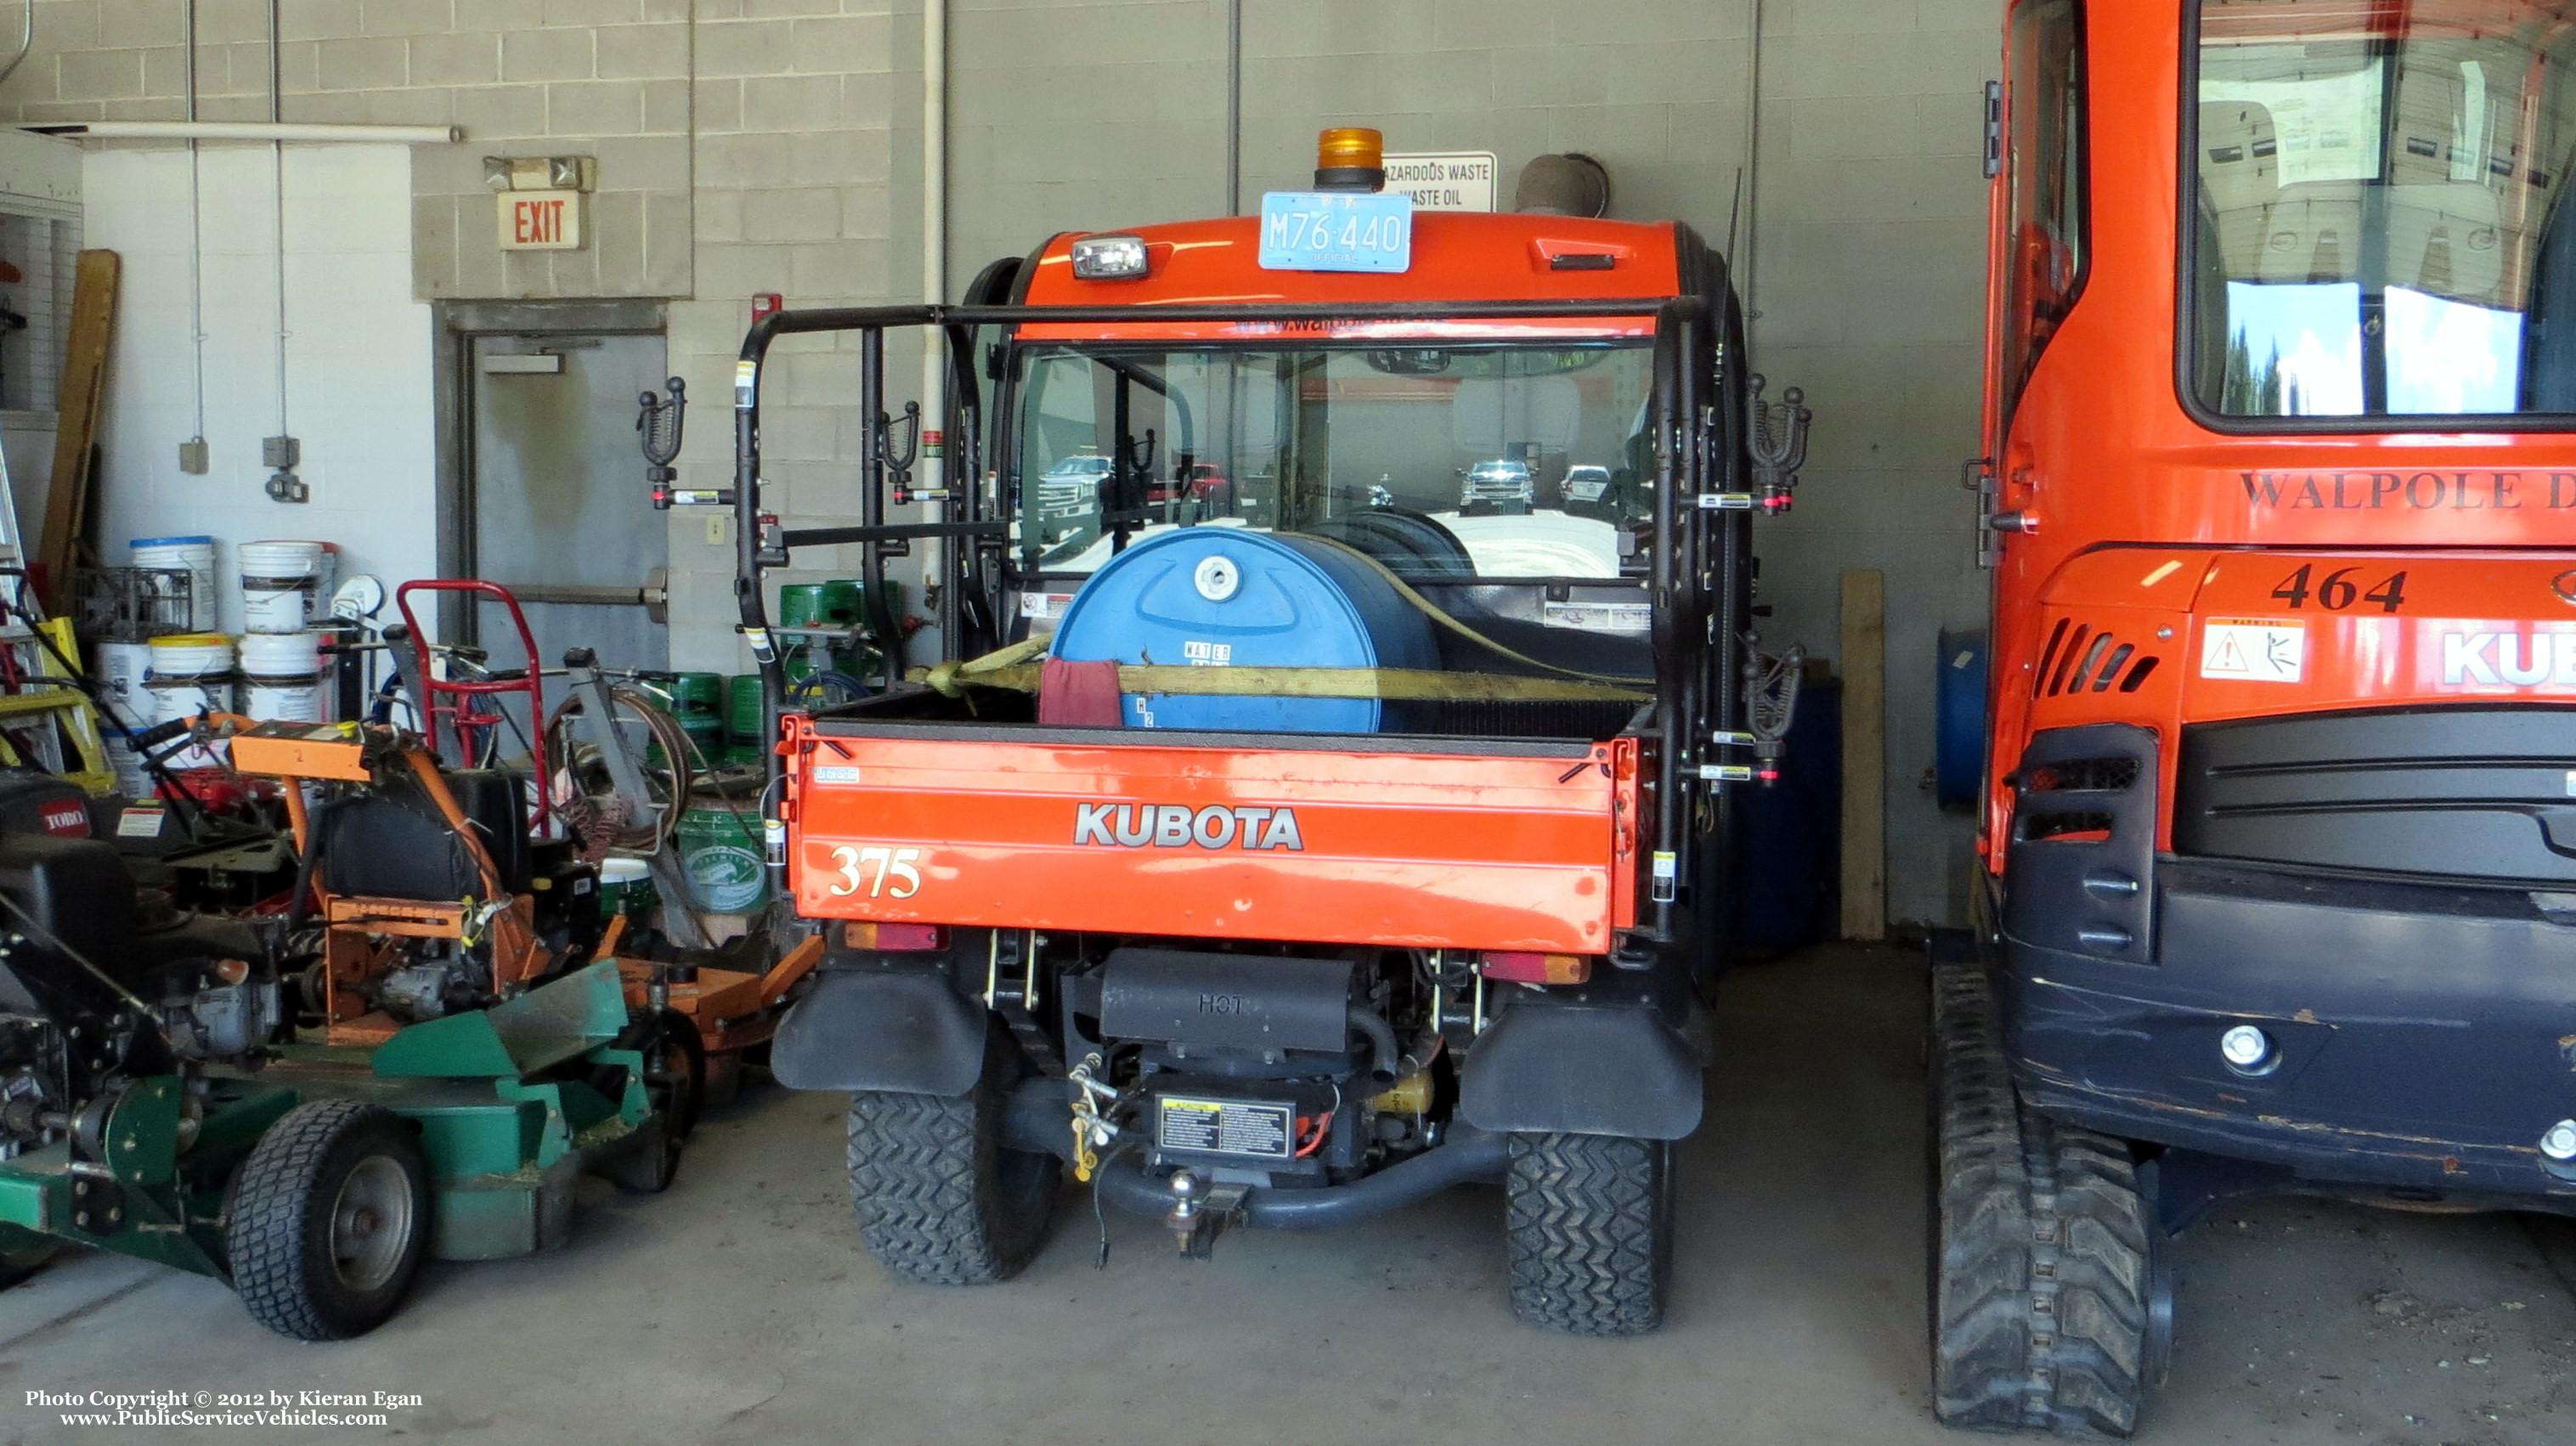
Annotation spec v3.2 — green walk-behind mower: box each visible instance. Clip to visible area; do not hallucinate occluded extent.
[0,737,698,1341]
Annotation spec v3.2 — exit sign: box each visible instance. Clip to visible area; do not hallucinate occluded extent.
[498,189,585,250]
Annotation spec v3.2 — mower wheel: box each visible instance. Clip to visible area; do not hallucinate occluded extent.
[1505,1132,1675,1336]
[845,1025,1059,1285]
[0,1225,59,1290]
[604,1008,706,1195]
[1929,957,2169,1438]
[227,1100,431,1342]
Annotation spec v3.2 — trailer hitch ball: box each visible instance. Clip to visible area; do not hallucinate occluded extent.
[1166,1170,1201,1225]
[2218,1025,2279,1076]
[2541,1120,2576,1164]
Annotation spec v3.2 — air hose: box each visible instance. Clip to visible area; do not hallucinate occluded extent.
[544,685,696,857]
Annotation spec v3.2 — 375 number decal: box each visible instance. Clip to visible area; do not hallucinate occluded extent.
[828,844,924,899]
[2269,565,2408,613]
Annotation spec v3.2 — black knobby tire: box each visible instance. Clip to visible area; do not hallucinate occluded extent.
[1929,957,2163,1438]
[603,1008,706,1195]
[844,1025,1059,1285]
[227,1100,432,1342]
[1505,1132,1675,1336]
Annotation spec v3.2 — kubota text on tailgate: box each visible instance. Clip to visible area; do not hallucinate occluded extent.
[1073,802,1306,851]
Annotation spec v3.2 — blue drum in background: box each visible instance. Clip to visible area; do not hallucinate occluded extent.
[1935,628,1990,811]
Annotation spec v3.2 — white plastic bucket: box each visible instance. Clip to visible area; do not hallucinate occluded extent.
[239,540,333,635]
[130,535,218,632]
[96,641,154,728]
[242,674,325,723]
[237,629,320,677]
[145,675,234,769]
[147,633,235,680]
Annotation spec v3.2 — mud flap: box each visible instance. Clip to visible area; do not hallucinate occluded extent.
[1457,997,1704,1140]
[770,968,987,1096]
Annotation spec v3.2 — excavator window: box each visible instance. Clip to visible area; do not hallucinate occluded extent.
[2189,0,2576,420]
[1998,0,2089,435]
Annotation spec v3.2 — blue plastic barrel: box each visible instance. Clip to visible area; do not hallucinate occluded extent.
[1051,529,1438,733]
[1733,678,1840,952]
[1935,628,1989,811]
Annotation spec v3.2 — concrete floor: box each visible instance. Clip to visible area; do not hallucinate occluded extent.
[3,945,2574,1445]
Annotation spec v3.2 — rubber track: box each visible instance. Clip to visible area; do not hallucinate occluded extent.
[227,1099,402,1342]
[1929,959,2155,1438]
[1505,1133,1667,1336]
[845,1090,1020,1285]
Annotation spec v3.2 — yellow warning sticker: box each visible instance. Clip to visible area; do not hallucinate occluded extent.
[1155,1095,1294,1158]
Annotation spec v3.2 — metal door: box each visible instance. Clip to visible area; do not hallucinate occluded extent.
[466,333,669,674]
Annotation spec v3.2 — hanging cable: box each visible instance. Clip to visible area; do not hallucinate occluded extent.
[1741,0,1767,347]
[184,1,207,462]
[268,0,290,451]
[1225,0,1244,215]
[0,3,32,92]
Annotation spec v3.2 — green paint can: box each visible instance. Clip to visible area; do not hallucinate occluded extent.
[727,673,766,743]
[777,582,832,629]
[667,671,724,718]
[598,856,658,921]
[675,792,769,915]
[820,579,863,624]
[679,715,725,767]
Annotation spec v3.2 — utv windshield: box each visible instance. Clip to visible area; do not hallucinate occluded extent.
[1012,343,1655,580]
[2190,0,2576,420]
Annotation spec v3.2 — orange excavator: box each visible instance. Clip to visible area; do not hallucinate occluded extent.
[1934,2,2576,1434]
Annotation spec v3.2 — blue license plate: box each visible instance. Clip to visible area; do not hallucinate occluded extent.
[1257,191,1414,274]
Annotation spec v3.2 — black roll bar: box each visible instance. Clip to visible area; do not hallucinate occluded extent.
[732,296,1721,936]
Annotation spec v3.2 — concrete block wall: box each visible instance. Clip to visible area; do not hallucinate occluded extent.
[82,144,438,626]
[1753,0,2001,923]
[4,0,2003,926]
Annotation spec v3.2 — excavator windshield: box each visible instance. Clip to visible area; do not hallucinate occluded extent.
[2190,0,2576,420]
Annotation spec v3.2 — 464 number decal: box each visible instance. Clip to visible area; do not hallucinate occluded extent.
[827,844,924,899]
[2271,565,2408,613]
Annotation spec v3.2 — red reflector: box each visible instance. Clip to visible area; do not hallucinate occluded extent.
[1478,952,1592,985]
[843,922,946,952]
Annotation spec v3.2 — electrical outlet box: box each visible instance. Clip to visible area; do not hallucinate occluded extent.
[178,438,208,474]
[263,435,300,469]
[705,513,728,546]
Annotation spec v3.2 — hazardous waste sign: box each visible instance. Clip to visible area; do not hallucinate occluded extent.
[1382,152,1497,212]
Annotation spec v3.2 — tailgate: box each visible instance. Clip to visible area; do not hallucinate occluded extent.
[783,723,1641,952]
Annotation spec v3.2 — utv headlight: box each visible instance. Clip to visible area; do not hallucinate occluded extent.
[1071,234,1150,280]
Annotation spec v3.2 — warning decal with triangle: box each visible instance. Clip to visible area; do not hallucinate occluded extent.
[2200,619,2306,683]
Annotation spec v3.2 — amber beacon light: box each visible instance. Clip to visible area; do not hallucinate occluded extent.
[1313,127,1387,192]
